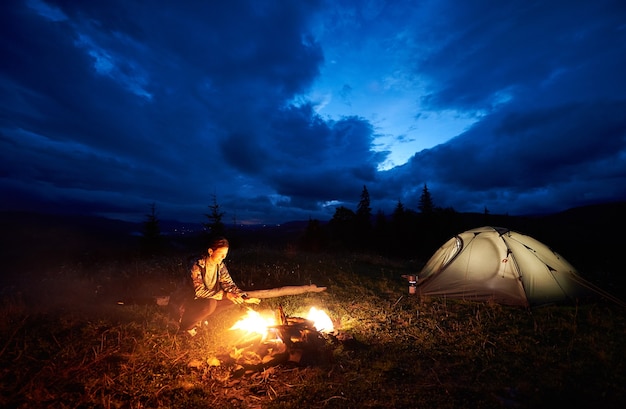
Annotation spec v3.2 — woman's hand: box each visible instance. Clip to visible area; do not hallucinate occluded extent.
[225,292,260,305]
[225,292,245,304]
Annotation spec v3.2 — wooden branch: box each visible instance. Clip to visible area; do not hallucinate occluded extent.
[245,284,327,299]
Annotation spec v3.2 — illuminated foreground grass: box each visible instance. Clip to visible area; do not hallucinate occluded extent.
[1,248,625,408]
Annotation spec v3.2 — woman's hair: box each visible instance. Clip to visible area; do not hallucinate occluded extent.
[209,236,229,250]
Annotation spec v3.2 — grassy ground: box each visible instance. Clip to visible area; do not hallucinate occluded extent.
[1,244,625,409]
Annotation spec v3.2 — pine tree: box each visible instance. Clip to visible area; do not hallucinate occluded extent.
[418,183,434,214]
[301,218,325,251]
[356,185,372,226]
[141,202,163,254]
[204,194,225,237]
[329,205,355,247]
[330,206,355,225]
[392,200,405,223]
[355,185,373,246]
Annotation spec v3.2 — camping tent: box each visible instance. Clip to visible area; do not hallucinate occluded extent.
[416,226,593,307]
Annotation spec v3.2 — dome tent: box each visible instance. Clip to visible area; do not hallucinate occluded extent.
[416,226,595,307]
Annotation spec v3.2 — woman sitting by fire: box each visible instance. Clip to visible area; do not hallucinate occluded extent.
[179,236,259,337]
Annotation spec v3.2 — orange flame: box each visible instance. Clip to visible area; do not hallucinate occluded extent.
[307,307,334,333]
[230,307,334,337]
[229,309,276,336]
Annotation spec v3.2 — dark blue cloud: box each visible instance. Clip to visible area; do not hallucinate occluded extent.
[1,0,624,224]
[385,98,626,214]
[415,1,626,110]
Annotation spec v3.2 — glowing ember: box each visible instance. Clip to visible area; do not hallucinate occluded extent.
[307,307,334,333]
[229,310,276,336]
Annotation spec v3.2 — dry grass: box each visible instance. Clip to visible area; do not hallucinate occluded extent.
[1,245,625,409]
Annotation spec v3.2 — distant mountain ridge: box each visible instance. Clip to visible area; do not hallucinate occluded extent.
[1,200,624,238]
[2,202,624,291]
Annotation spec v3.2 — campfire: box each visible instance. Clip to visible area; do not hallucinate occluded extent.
[220,305,335,370]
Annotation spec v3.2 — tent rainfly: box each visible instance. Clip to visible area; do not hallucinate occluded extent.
[416,226,596,307]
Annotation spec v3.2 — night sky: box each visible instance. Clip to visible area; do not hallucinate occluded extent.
[1,0,625,225]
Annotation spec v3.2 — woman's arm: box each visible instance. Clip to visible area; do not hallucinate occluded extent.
[217,263,245,295]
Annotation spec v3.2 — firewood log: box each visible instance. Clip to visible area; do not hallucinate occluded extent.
[245,284,327,299]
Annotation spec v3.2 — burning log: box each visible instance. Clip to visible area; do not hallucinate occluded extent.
[222,306,334,370]
[245,284,327,299]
